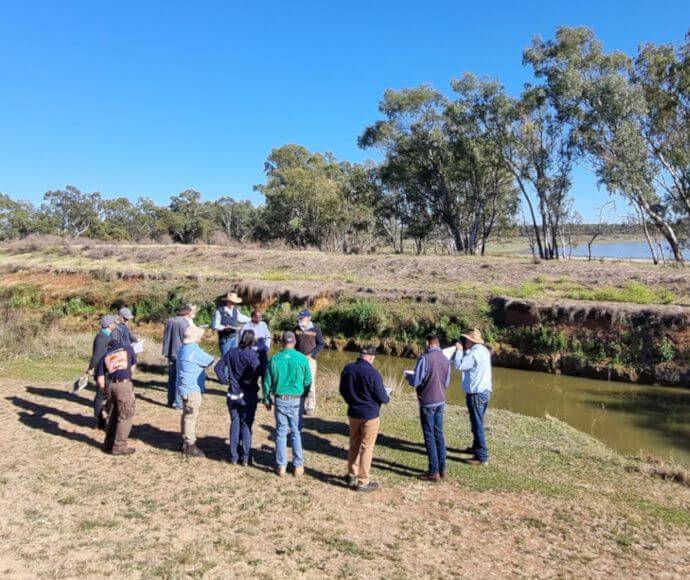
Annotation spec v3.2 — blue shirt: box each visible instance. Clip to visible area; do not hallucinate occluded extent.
[240,321,272,352]
[214,347,261,397]
[212,306,250,332]
[453,344,492,394]
[176,343,215,395]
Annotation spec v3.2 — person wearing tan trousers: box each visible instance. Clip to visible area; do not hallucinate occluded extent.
[339,345,390,492]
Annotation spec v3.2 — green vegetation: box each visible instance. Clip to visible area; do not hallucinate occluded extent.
[565,282,676,305]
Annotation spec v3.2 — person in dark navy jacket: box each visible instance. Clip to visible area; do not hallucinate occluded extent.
[339,345,390,492]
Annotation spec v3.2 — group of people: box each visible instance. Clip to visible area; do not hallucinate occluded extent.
[87,292,492,491]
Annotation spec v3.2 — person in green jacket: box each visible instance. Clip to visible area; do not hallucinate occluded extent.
[262,331,312,477]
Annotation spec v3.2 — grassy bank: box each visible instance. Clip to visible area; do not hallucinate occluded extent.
[0,328,688,578]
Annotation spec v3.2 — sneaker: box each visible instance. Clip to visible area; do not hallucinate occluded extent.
[345,475,357,488]
[418,473,440,482]
[356,481,379,492]
[183,444,205,458]
[464,458,489,467]
[294,466,304,477]
[111,447,136,456]
[275,466,286,477]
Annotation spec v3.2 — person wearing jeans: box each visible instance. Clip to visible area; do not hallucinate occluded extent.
[214,330,261,465]
[262,331,312,477]
[407,334,451,482]
[453,328,493,466]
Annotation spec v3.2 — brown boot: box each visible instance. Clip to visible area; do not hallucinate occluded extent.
[275,466,286,477]
[294,466,304,477]
[418,472,440,482]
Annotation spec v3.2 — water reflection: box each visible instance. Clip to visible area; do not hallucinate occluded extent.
[314,349,690,466]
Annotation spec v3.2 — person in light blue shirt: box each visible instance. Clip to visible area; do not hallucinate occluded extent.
[176,325,215,458]
[240,310,271,377]
[453,328,492,466]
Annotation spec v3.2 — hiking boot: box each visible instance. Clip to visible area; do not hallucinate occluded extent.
[111,447,136,456]
[345,474,357,488]
[356,481,379,492]
[294,466,304,477]
[183,444,205,458]
[418,472,440,482]
[440,470,449,479]
[275,466,286,477]
[464,458,489,467]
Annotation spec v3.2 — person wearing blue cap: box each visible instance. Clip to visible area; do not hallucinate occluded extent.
[293,308,324,417]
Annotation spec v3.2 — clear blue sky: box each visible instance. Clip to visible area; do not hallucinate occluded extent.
[1,1,688,221]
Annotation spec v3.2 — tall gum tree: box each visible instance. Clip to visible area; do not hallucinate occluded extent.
[524,26,687,265]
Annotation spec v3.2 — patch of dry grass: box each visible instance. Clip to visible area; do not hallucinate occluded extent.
[0,338,688,578]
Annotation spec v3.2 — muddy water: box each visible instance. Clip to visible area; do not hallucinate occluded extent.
[314,349,690,467]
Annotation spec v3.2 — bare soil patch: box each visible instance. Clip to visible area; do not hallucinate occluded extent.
[0,371,688,578]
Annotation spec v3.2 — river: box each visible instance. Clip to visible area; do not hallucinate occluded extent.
[567,240,690,260]
[314,349,690,467]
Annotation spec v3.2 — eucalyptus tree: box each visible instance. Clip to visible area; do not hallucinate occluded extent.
[524,26,686,264]
[168,189,214,243]
[360,85,517,255]
[254,144,344,249]
[42,185,103,238]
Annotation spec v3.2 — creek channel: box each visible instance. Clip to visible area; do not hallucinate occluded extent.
[312,349,690,467]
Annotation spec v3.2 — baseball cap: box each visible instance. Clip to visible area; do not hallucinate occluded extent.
[361,344,377,355]
[119,307,134,320]
[100,315,117,328]
[281,331,296,344]
[297,308,311,318]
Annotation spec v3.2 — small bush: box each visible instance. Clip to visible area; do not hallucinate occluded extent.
[657,340,675,362]
[1,283,45,309]
[510,325,568,353]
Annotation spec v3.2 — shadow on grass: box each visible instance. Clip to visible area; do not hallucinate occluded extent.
[7,395,103,449]
[257,417,426,484]
[26,385,94,408]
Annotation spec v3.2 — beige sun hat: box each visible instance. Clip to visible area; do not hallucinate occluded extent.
[223,292,242,304]
[460,328,484,345]
[183,325,206,344]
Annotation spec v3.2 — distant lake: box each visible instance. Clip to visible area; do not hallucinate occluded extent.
[568,240,689,260]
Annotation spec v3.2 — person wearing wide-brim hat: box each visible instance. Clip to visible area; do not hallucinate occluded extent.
[453,328,492,466]
[212,292,250,356]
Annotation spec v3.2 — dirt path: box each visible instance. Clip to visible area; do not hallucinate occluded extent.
[0,375,688,578]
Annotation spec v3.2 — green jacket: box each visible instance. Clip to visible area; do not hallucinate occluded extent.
[262,348,312,404]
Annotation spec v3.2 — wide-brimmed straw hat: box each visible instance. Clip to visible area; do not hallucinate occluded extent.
[460,328,484,345]
[183,325,206,344]
[223,292,242,304]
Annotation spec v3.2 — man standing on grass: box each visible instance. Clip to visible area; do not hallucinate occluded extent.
[407,333,451,482]
[112,307,138,345]
[339,344,390,492]
[87,315,118,430]
[453,328,492,466]
[177,325,214,458]
[96,337,137,455]
[294,309,324,417]
[162,303,195,409]
[212,292,250,355]
[262,331,312,477]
